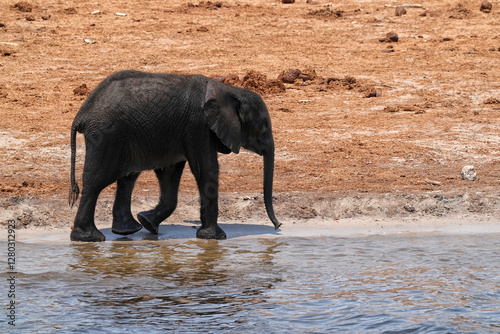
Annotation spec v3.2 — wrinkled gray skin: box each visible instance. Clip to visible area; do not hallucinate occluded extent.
[69,70,282,242]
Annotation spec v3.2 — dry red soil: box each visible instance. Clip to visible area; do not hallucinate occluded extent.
[1,0,499,226]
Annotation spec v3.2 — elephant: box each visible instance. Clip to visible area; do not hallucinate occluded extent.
[69,70,282,242]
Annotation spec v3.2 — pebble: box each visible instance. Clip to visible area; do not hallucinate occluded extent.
[379,32,398,43]
[480,0,492,13]
[461,166,477,181]
[395,6,407,16]
[279,69,301,83]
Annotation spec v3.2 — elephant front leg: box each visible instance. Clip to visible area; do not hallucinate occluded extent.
[189,155,226,240]
[112,172,143,235]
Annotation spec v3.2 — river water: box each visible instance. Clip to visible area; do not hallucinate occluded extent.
[3,231,500,333]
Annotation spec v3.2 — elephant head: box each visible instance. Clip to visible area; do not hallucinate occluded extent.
[203,80,282,230]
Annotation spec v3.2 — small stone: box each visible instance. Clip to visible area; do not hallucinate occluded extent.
[278,69,301,83]
[395,6,407,16]
[379,32,398,43]
[404,205,415,213]
[461,166,477,180]
[480,0,492,13]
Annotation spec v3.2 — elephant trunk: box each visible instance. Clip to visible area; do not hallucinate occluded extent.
[263,147,282,230]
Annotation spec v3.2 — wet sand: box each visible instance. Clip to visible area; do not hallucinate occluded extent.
[8,215,500,244]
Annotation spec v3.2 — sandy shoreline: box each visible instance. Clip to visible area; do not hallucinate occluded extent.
[6,217,500,244]
[3,191,499,243]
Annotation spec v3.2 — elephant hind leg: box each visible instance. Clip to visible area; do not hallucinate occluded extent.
[137,161,186,234]
[71,174,110,242]
[112,172,143,235]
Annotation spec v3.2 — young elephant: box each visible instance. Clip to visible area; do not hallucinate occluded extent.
[69,70,282,241]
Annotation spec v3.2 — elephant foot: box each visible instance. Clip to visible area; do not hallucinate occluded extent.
[111,216,143,235]
[71,226,106,242]
[137,210,162,234]
[196,225,227,240]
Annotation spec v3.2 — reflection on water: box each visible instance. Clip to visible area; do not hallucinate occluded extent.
[3,233,500,332]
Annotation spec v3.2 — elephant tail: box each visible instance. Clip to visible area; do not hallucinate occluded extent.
[69,123,80,207]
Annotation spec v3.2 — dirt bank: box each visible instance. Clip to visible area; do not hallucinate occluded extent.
[1,0,499,231]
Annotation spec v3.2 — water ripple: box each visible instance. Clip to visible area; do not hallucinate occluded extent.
[2,233,500,332]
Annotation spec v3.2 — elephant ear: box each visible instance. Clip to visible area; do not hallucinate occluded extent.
[203,80,242,154]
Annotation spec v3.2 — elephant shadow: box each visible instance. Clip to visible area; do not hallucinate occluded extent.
[99,221,281,241]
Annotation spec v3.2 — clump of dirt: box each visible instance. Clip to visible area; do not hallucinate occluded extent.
[13,2,32,12]
[241,71,285,95]
[483,97,500,104]
[326,76,363,91]
[63,7,78,15]
[196,26,209,32]
[448,3,472,19]
[187,2,224,10]
[307,8,343,18]
[215,71,286,95]
[73,84,91,96]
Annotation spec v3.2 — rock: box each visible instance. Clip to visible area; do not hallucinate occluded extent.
[404,205,415,213]
[395,6,407,16]
[282,0,295,3]
[379,32,398,43]
[13,2,32,12]
[278,69,301,83]
[480,0,492,13]
[461,166,477,180]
